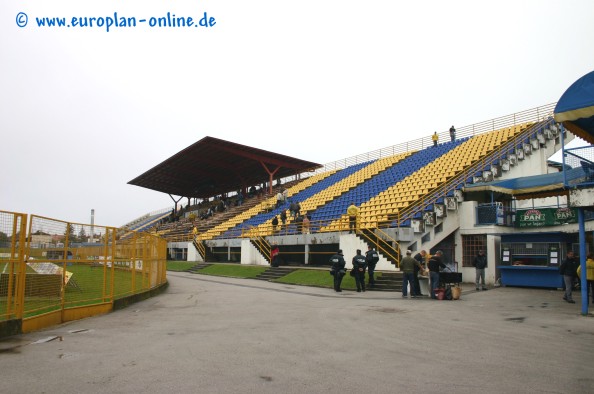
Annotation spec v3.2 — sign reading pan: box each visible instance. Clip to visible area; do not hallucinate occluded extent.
[515,207,578,228]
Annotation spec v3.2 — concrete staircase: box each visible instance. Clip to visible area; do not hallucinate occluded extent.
[186,262,213,273]
[254,267,297,281]
[369,272,402,292]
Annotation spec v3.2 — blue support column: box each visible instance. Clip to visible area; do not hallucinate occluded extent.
[578,208,588,315]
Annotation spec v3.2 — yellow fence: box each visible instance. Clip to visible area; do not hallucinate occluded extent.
[0,210,167,334]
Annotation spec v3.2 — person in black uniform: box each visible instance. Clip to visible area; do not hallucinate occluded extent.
[365,245,379,288]
[330,249,346,292]
[352,249,367,292]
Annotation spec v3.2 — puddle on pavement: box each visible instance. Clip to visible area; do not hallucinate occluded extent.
[0,337,29,354]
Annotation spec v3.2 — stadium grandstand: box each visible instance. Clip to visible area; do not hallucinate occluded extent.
[126,101,594,289]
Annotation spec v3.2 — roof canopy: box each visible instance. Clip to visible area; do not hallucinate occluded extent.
[554,70,594,144]
[464,167,587,200]
[128,136,322,198]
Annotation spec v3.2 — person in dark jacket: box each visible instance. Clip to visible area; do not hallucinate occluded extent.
[330,249,346,292]
[271,216,279,233]
[294,214,304,234]
[559,250,579,303]
[449,125,456,142]
[401,250,424,298]
[413,250,427,296]
[280,210,287,233]
[365,245,379,287]
[428,251,447,299]
[352,249,367,292]
[473,250,488,291]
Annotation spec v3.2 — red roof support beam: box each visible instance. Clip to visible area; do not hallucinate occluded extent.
[260,161,281,195]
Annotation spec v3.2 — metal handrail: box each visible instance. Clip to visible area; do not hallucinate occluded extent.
[309,103,556,175]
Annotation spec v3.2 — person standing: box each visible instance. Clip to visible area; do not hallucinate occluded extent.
[577,253,594,305]
[432,131,439,147]
[428,250,446,299]
[271,244,280,267]
[366,245,379,288]
[347,202,359,234]
[280,209,287,233]
[192,223,199,239]
[302,214,311,234]
[401,250,423,298]
[282,188,289,205]
[352,249,367,292]
[413,250,427,296]
[294,214,304,234]
[330,249,346,292]
[559,250,579,303]
[449,125,456,142]
[276,190,283,208]
[473,250,488,291]
[271,215,279,233]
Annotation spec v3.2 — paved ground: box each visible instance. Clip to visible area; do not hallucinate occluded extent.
[1,272,593,394]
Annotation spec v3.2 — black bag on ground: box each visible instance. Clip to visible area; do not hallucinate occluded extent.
[445,285,453,300]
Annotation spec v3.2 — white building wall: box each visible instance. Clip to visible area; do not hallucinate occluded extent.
[187,242,204,262]
[240,239,269,266]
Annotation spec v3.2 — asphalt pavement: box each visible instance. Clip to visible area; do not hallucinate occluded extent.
[1,272,593,394]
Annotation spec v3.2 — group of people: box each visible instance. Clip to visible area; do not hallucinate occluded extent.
[271,210,311,234]
[432,125,457,147]
[330,247,483,300]
[329,246,379,292]
[276,188,289,208]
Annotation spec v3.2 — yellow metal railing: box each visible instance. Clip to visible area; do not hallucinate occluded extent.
[0,211,167,334]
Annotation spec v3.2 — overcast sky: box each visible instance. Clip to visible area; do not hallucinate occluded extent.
[1,0,593,227]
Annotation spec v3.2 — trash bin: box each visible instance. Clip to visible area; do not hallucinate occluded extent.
[452,286,461,300]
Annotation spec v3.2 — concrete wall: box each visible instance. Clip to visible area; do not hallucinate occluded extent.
[240,239,269,266]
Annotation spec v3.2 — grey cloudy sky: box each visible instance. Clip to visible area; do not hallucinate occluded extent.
[1,0,593,227]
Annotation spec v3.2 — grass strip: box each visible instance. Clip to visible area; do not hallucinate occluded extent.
[199,264,268,278]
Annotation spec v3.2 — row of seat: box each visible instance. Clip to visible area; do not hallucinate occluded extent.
[237,153,414,237]
[198,121,540,239]
[214,160,374,238]
[322,124,532,229]
[199,170,338,240]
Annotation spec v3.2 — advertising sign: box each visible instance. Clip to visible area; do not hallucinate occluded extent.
[515,207,577,228]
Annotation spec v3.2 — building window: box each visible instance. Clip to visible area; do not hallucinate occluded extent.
[462,235,487,267]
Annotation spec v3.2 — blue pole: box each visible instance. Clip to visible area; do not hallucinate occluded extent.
[578,208,588,315]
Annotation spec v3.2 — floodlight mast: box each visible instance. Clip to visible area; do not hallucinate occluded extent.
[90,209,95,243]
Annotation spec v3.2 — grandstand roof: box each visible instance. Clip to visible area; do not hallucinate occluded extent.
[128,136,322,198]
[554,70,594,144]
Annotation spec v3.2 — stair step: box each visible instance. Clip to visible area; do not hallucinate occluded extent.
[186,263,212,272]
[254,267,297,281]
